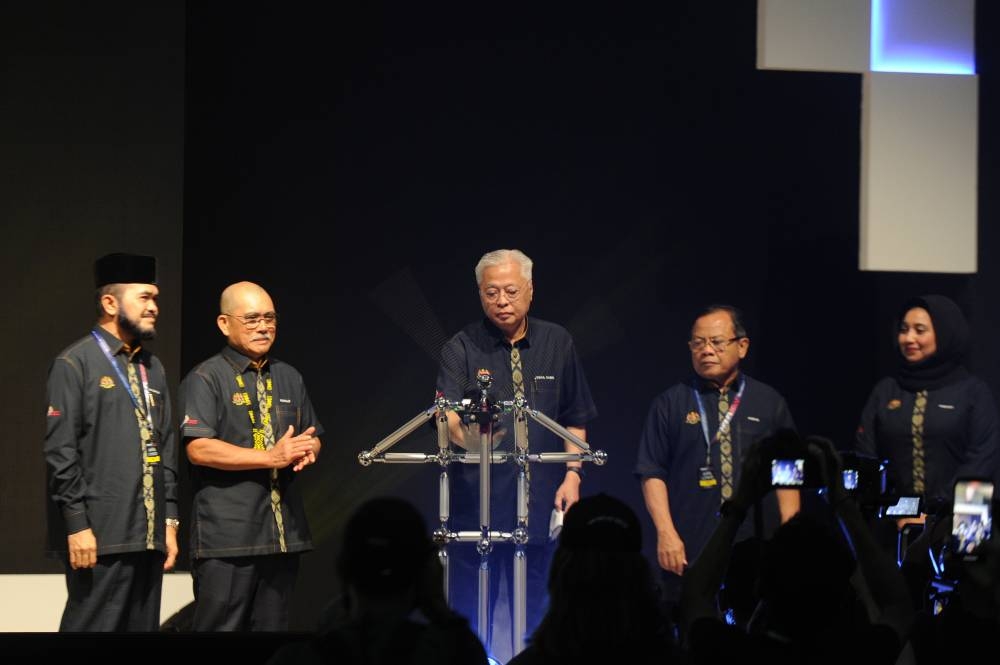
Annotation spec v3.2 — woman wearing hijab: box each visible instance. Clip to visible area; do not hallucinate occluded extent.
[856,294,1000,520]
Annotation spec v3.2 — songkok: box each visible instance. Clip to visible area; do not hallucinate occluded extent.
[94,253,158,288]
[559,492,642,552]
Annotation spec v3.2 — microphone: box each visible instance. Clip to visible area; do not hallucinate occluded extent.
[476,368,493,390]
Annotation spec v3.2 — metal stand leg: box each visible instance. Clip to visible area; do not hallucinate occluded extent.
[478,549,491,647]
[357,390,607,665]
[513,546,526,651]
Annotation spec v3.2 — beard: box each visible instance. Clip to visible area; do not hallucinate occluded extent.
[118,309,156,341]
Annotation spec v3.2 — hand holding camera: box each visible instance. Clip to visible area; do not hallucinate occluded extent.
[759,429,823,490]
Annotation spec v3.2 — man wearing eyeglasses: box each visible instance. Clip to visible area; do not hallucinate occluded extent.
[179,281,323,631]
[634,304,799,630]
[436,248,598,660]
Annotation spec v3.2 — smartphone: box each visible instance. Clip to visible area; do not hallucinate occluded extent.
[771,458,805,487]
[842,469,859,491]
[885,495,922,517]
[952,478,994,559]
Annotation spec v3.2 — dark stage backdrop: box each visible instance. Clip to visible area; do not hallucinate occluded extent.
[0,1,185,574]
[182,2,1000,629]
[3,1,999,633]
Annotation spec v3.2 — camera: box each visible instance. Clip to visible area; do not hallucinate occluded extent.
[761,430,821,488]
[951,477,994,561]
[770,458,806,487]
[882,495,922,518]
[842,469,858,491]
[838,451,883,507]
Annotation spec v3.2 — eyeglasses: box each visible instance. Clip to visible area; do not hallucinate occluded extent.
[481,283,528,303]
[223,312,278,330]
[688,336,742,353]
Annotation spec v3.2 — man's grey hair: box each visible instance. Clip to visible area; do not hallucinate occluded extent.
[475,249,533,285]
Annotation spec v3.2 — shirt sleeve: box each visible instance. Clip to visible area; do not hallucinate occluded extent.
[43,356,90,535]
[634,392,672,481]
[295,376,324,438]
[152,357,180,519]
[955,380,1000,483]
[436,335,470,401]
[557,339,597,427]
[855,383,881,458]
[773,392,796,433]
[179,368,221,440]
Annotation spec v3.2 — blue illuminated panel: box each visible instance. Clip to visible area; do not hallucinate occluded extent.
[871,0,975,74]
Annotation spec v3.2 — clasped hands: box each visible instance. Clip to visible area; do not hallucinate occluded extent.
[270,425,318,471]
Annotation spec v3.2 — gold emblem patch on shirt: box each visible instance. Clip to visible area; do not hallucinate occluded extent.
[686,411,701,425]
[887,399,902,410]
[99,376,115,389]
[233,392,247,406]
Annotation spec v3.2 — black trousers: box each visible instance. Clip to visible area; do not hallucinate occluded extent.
[60,550,165,632]
[191,554,300,631]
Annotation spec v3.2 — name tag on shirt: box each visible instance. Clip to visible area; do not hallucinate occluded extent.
[533,376,556,391]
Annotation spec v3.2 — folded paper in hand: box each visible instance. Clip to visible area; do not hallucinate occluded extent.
[549,508,564,541]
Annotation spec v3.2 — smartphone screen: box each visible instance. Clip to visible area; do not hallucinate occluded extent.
[885,496,921,517]
[952,479,994,557]
[771,458,805,487]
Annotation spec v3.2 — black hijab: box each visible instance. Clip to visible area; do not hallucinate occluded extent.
[895,294,970,392]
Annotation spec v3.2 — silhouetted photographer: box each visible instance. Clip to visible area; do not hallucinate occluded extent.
[679,430,913,665]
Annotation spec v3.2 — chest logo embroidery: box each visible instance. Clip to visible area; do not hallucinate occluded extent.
[887,399,902,410]
[99,376,115,389]
[233,392,248,406]
[685,411,701,425]
[47,405,62,417]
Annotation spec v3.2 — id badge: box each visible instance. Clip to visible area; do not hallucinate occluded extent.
[698,466,717,489]
[143,436,161,464]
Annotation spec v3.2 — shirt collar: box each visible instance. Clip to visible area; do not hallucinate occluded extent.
[222,344,269,373]
[693,370,743,394]
[483,316,532,349]
[93,326,141,359]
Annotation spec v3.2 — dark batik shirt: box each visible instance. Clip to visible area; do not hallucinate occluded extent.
[856,374,1000,506]
[44,326,178,555]
[634,374,795,566]
[436,317,598,541]
[180,345,324,558]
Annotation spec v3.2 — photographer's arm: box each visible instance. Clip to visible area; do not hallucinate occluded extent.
[807,437,914,643]
[775,488,800,523]
[679,439,765,644]
[677,495,747,644]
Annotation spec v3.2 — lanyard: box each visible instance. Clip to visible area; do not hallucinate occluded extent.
[693,375,746,461]
[235,369,272,450]
[91,329,152,419]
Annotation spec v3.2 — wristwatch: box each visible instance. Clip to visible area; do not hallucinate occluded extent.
[165,517,180,529]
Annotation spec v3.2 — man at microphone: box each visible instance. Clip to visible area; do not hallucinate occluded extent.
[436,248,598,660]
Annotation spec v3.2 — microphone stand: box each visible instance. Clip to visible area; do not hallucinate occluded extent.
[357,372,607,658]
